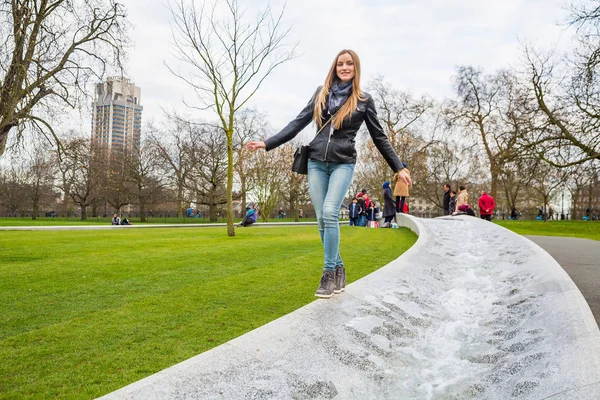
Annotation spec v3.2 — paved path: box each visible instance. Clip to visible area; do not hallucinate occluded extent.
[526,235,600,325]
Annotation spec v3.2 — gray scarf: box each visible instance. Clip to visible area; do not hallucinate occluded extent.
[327,79,353,115]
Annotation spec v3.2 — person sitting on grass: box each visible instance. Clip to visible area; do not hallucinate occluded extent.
[240,205,257,227]
[111,214,120,225]
[121,217,132,225]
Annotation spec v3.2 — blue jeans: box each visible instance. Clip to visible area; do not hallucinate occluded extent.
[307,160,355,271]
[358,214,366,227]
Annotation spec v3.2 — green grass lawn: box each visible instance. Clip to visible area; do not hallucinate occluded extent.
[495,220,600,241]
[0,226,416,399]
[0,217,320,226]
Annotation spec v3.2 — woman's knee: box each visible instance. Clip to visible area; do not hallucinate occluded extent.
[322,206,339,224]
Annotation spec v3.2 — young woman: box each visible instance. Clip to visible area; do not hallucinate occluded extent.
[247,49,411,298]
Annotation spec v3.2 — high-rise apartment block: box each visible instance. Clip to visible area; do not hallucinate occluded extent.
[92,77,143,152]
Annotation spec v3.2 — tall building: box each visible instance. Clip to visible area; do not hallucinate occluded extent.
[92,77,143,152]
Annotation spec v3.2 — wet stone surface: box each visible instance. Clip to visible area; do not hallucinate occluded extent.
[100,216,600,400]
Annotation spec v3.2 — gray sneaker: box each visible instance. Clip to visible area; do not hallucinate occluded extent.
[334,265,346,294]
[315,270,336,298]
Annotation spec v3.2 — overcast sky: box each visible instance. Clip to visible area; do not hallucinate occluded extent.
[118,0,574,134]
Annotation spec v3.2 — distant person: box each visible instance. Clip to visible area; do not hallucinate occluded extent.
[240,205,257,227]
[298,208,303,219]
[548,205,554,221]
[121,217,132,225]
[449,190,457,215]
[111,214,120,225]
[443,183,451,215]
[456,204,476,217]
[356,195,367,226]
[456,185,469,211]
[366,202,380,228]
[357,188,371,209]
[394,163,410,213]
[382,181,396,227]
[348,197,361,226]
[187,207,193,218]
[478,191,495,221]
[510,207,519,220]
[148,210,153,218]
[277,208,285,219]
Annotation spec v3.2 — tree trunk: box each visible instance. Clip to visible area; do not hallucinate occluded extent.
[140,200,146,223]
[241,176,247,214]
[571,188,580,220]
[0,123,15,156]
[490,167,499,201]
[209,203,218,222]
[503,184,513,213]
[226,129,235,237]
[32,199,39,220]
[177,183,184,218]
[80,205,87,221]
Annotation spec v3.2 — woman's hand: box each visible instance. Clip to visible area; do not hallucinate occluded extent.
[246,141,266,151]
[396,169,413,187]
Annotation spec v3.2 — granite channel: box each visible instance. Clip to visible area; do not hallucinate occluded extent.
[99,214,600,399]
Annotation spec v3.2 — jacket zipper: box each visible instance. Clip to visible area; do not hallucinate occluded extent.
[323,124,334,161]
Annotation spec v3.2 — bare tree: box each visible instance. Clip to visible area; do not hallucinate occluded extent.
[499,155,540,214]
[167,0,295,236]
[23,144,56,219]
[449,67,529,200]
[569,0,600,76]
[233,109,267,213]
[524,47,600,167]
[101,151,133,214]
[0,0,128,155]
[0,161,28,216]
[57,138,102,220]
[186,124,229,222]
[125,138,164,222]
[417,136,483,210]
[530,162,568,221]
[567,160,600,219]
[354,77,435,203]
[149,118,193,218]
[249,144,285,221]
[278,143,309,221]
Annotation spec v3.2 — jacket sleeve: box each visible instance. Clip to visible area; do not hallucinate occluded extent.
[264,87,321,151]
[364,95,404,172]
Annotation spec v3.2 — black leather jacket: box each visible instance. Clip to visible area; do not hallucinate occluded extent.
[264,87,404,172]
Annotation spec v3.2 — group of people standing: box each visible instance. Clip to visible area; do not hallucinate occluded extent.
[348,189,381,228]
[349,170,411,229]
[442,184,496,220]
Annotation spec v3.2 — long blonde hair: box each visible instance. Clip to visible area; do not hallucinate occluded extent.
[313,49,366,130]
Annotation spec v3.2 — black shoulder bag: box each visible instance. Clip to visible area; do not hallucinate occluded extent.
[291,114,335,175]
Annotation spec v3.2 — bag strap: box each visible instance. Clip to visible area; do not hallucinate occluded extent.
[315,112,338,137]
